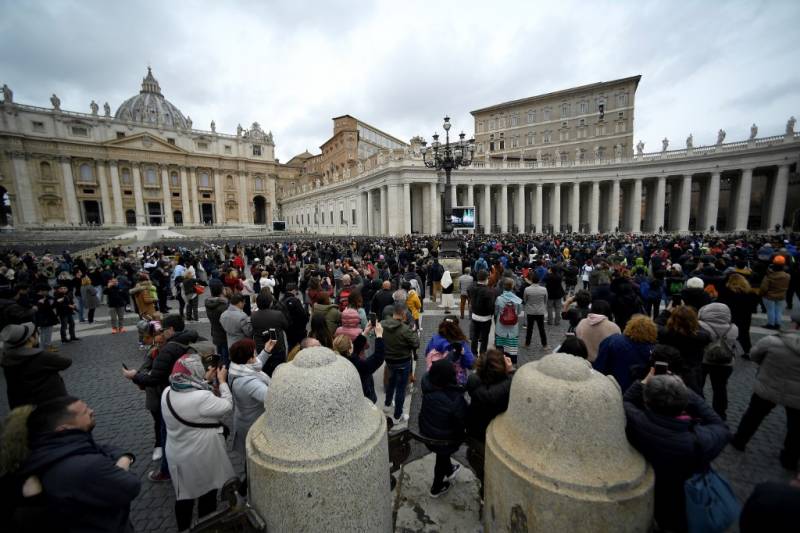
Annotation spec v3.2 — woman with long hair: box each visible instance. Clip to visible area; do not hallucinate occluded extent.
[717,273,761,357]
[308,313,333,348]
[657,305,710,395]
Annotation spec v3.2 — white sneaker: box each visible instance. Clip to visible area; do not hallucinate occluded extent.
[382,402,395,415]
[392,413,409,427]
[152,447,163,462]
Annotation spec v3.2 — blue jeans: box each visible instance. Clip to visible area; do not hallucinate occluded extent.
[216,342,230,367]
[764,298,785,326]
[385,360,412,419]
[76,296,85,322]
[39,326,53,349]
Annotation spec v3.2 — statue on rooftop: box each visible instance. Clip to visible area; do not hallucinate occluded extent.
[749,123,758,140]
[716,129,726,145]
[90,100,99,116]
[662,138,669,152]
[636,140,644,156]
[50,94,61,111]
[103,102,111,117]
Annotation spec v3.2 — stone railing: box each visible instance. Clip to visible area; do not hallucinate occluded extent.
[1,100,251,141]
[283,130,800,200]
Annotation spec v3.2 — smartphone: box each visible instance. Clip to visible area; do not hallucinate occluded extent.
[122,363,129,370]
[654,361,669,375]
[268,328,278,341]
[368,312,377,327]
[209,354,221,368]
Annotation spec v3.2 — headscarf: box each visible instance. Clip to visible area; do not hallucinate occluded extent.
[169,353,211,392]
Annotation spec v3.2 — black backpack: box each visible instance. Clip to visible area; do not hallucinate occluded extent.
[703,324,734,364]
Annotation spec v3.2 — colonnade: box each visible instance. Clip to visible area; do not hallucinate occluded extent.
[289,162,794,235]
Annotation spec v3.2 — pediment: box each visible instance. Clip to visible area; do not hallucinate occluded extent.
[104,132,188,154]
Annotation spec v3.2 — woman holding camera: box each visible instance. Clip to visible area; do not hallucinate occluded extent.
[162,351,235,532]
[228,338,278,457]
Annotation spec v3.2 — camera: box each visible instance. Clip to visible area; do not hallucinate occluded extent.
[654,361,669,375]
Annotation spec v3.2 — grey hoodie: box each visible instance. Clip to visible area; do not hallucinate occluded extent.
[698,302,742,366]
[220,304,253,348]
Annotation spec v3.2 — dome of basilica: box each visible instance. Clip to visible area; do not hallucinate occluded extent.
[114,68,190,129]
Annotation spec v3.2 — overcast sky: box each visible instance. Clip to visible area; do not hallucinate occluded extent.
[1,0,798,161]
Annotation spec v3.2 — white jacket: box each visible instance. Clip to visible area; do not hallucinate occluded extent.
[161,384,236,500]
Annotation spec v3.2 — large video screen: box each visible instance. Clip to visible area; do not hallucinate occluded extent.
[272,221,286,231]
[451,206,475,230]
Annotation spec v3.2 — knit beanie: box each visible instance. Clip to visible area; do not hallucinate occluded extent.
[686,277,704,290]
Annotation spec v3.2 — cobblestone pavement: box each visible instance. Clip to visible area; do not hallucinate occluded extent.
[0,296,796,531]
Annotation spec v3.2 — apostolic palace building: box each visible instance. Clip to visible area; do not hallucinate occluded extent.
[1,70,798,236]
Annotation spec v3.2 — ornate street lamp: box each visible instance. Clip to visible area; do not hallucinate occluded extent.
[420,116,475,234]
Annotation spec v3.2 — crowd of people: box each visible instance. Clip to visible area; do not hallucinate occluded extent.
[0,230,799,531]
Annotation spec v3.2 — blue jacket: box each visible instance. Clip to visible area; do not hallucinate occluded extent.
[20,429,141,533]
[425,334,475,370]
[594,334,654,392]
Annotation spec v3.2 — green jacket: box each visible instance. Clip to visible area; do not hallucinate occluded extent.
[381,317,419,364]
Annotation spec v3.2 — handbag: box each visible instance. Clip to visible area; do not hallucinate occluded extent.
[684,427,740,532]
[194,284,206,295]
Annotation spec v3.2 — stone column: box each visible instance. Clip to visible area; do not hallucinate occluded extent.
[10,152,38,225]
[570,182,580,232]
[59,157,81,224]
[677,175,692,233]
[160,166,173,226]
[179,167,191,225]
[654,176,666,233]
[402,182,411,235]
[189,167,200,225]
[467,184,474,207]
[516,184,526,233]
[590,181,600,233]
[768,165,790,230]
[450,182,458,210]
[387,184,401,235]
[534,183,543,233]
[380,186,388,234]
[95,160,113,226]
[499,184,508,233]
[704,172,720,232]
[132,163,145,226]
[550,183,561,232]
[610,179,620,232]
[484,353,654,532]
[483,185,492,233]
[247,347,391,532]
[213,169,224,224]
[631,178,642,233]
[108,161,125,226]
[429,182,440,234]
[238,172,249,224]
[366,190,374,235]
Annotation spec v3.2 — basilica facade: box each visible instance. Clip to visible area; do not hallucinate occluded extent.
[0,69,280,228]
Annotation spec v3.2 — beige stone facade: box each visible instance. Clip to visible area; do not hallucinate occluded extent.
[0,69,279,228]
[471,75,640,165]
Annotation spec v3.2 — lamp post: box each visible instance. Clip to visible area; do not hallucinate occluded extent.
[421,116,475,234]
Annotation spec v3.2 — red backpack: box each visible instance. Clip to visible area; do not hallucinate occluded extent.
[499,301,518,326]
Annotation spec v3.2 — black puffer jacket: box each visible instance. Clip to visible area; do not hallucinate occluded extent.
[132,329,200,392]
[419,373,468,447]
[204,297,229,346]
[1,347,72,409]
[623,381,729,532]
[465,373,512,441]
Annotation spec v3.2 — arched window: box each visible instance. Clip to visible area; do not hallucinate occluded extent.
[39,161,52,180]
[170,172,179,187]
[254,177,264,191]
[199,172,210,188]
[79,163,93,182]
[121,168,132,185]
[145,168,157,185]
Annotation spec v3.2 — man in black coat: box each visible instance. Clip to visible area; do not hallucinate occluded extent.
[122,313,200,482]
[281,283,308,351]
[0,322,72,409]
[11,395,141,533]
[371,280,395,320]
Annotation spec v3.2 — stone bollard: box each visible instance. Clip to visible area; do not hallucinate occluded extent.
[246,346,392,532]
[484,353,654,532]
